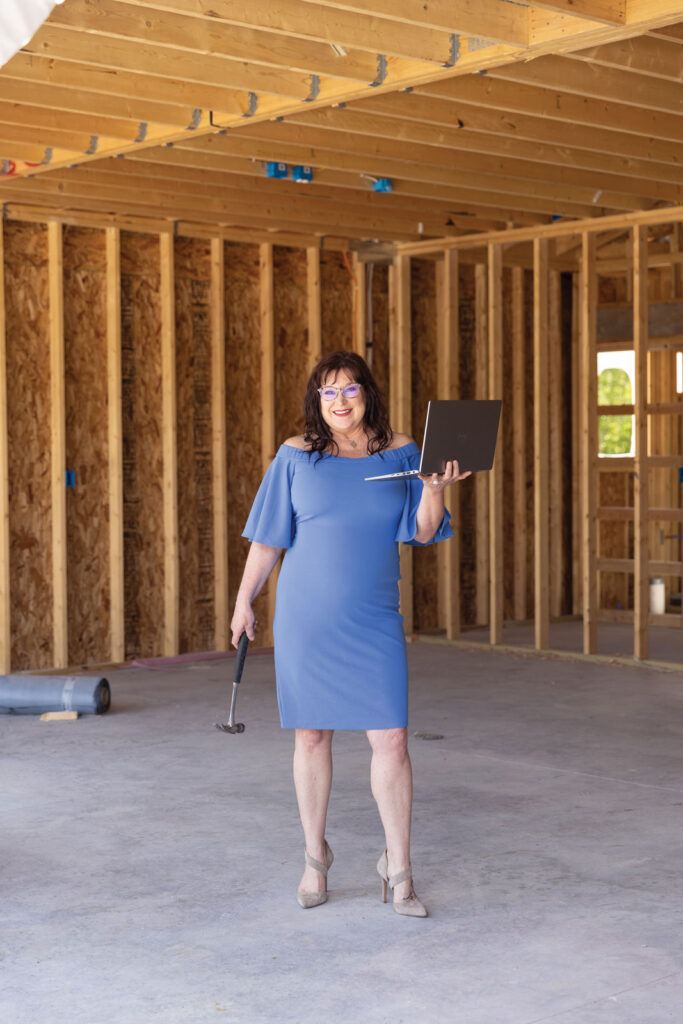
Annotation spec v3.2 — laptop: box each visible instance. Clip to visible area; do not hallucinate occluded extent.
[365,399,502,481]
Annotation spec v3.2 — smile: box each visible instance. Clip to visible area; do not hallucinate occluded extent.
[333,410,351,416]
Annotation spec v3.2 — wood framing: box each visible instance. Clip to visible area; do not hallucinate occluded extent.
[160,232,179,656]
[437,249,460,640]
[389,253,413,635]
[534,237,550,650]
[260,242,277,644]
[211,237,229,653]
[488,243,504,645]
[352,253,366,359]
[475,263,489,627]
[633,224,649,660]
[306,247,322,372]
[549,269,563,618]
[0,225,9,673]
[49,220,67,669]
[580,232,598,655]
[106,226,124,664]
[511,265,527,621]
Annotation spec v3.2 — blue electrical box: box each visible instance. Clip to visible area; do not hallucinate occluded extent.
[373,178,393,193]
[266,162,288,179]
[65,470,75,488]
[292,165,313,183]
[679,466,683,484]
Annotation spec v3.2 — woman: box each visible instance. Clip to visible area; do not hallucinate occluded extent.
[231,351,470,916]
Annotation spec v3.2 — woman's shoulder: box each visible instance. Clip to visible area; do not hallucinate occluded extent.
[386,432,416,450]
[282,435,310,451]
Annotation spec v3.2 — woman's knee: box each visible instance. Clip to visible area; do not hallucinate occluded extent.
[367,727,408,759]
[295,728,333,756]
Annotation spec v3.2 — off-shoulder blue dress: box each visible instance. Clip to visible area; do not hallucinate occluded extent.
[243,442,453,730]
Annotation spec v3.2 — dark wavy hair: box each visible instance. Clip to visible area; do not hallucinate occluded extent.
[303,351,393,460]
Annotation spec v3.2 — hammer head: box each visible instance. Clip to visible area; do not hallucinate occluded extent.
[215,722,245,734]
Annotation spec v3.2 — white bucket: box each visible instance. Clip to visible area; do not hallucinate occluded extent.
[649,578,666,615]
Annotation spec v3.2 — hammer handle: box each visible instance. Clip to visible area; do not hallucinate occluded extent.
[233,631,249,685]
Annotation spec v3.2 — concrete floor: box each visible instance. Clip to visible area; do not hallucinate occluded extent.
[3,641,683,1024]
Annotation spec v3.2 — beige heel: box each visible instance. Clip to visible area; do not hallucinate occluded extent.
[376,849,428,918]
[297,840,334,909]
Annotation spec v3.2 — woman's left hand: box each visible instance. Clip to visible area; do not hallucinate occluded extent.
[418,459,472,492]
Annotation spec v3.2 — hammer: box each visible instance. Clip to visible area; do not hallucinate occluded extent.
[215,631,249,734]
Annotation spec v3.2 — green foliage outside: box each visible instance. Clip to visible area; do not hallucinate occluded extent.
[598,367,633,455]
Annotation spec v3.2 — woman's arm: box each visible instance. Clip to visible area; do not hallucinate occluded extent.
[230,541,283,647]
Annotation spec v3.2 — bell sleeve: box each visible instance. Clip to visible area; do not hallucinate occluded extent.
[394,451,454,547]
[242,449,296,549]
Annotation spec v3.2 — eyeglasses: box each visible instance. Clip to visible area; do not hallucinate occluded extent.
[317,383,362,401]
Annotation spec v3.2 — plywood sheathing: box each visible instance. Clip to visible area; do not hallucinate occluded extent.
[224,244,267,649]
[63,227,110,666]
[410,259,438,634]
[369,264,390,406]
[5,222,52,669]
[174,237,215,655]
[120,231,164,659]
[321,251,353,356]
[274,247,308,443]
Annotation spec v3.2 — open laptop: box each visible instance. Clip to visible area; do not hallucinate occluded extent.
[365,399,502,481]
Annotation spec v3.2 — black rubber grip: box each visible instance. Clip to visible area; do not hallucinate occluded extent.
[233,631,249,685]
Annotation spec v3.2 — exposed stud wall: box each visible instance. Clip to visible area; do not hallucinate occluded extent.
[321,251,353,355]
[274,247,308,441]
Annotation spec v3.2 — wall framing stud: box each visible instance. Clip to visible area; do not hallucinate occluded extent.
[534,237,550,650]
[211,237,229,652]
[580,232,598,655]
[488,243,504,645]
[0,223,10,673]
[160,232,179,656]
[49,220,68,669]
[633,225,649,660]
[106,227,124,664]
[437,249,460,639]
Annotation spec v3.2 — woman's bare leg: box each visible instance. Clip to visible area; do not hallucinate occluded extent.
[367,727,414,901]
[293,729,334,893]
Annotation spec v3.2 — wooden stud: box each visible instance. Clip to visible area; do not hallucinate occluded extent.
[260,243,277,644]
[475,263,489,626]
[437,249,460,639]
[511,265,527,621]
[49,221,68,669]
[580,232,598,655]
[160,232,179,657]
[571,270,582,615]
[211,237,229,652]
[306,247,322,372]
[106,227,124,664]
[389,254,413,636]
[549,269,563,617]
[488,243,504,645]
[352,253,367,360]
[534,237,550,650]
[0,225,9,673]
[633,224,649,660]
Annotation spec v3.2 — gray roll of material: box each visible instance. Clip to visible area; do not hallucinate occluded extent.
[0,675,111,715]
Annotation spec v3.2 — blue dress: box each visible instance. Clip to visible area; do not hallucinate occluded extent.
[242,442,453,730]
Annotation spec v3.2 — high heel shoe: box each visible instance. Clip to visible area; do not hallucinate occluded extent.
[377,850,427,918]
[297,840,334,909]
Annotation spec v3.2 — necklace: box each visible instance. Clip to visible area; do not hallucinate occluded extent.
[349,439,357,448]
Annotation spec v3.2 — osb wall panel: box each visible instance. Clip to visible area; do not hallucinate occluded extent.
[5,222,53,669]
[369,264,389,405]
[175,237,214,654]
[121,232,164,659]
[225,244,268,648]
[274,247,308,443]
[321,250,352,355]
[63,227,110,665]
[457,263,478,626]
[410,260,439,633]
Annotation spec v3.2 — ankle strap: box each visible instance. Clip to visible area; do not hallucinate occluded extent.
[389,865,413,889]
[305,850,329,878]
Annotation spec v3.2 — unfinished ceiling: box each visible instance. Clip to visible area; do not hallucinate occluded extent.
[0,0,683,244]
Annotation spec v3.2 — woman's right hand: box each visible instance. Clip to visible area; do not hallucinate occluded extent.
[230,601,257,648]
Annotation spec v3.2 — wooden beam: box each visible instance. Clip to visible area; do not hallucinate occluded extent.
[106,227,124,664]
[211,237,229,653]
[307,247,322,372]
[488,242,504,645]
[0,225,9,673]
[475,263,489,626]
[511,265,527,621]
[260,243,277,645]
[633,224,649,660]
[534,237,550,650]
[389,253,413,636]
[160,232,179,656]
[352,253,366,359]
[580,232,598,655]
[571,271,582,615]
[437,249,460,639]
[49,221,68,669]
[549,269,563,618]
[528,0,624,23]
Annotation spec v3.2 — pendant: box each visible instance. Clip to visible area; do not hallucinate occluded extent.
[350,439,357,448]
